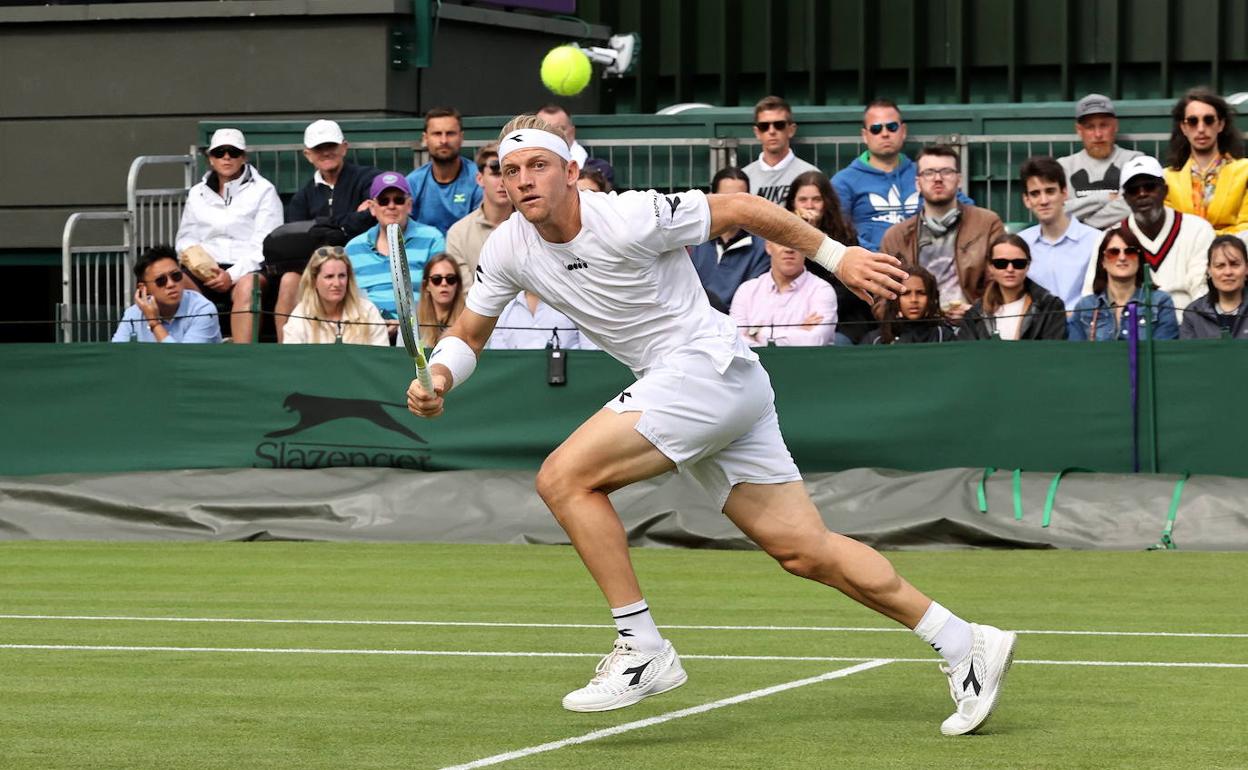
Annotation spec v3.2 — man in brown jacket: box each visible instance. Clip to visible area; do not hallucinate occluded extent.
[879,145,1004,321]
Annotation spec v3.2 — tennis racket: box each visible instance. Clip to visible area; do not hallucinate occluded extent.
[387,223,435,394]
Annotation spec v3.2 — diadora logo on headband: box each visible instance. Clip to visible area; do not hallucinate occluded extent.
[497,128,574,164]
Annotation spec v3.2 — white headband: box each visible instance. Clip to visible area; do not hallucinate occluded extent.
[497,129,573,165]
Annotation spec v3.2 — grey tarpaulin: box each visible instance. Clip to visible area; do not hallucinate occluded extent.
[2,467,1245,550]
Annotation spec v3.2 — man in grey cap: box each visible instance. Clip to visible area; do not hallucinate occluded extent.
[1057,94,1143,229]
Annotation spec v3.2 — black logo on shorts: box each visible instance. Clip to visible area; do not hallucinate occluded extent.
[667,195,682,216]
[617,391,632,403]
[566,258,589,271]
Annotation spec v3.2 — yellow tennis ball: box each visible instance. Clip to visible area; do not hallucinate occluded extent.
[541,45,592,96]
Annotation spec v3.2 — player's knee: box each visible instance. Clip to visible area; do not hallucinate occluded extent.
[535,456,573,509]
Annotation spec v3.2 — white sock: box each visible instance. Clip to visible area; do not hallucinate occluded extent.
[913,601,973,667]
[611,599,663,652]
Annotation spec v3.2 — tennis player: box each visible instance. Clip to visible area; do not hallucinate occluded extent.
[406,114,1015,735]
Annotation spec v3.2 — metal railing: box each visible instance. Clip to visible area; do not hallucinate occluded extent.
[59,211,133,343]
[128,155,196,260]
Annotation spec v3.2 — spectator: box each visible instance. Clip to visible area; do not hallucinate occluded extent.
[689,168,770,310]
[783,170,873,344]
[281,246,388,346]
[832,99,974,252]
[577,167,611,192]
[1181,235,1248,339]
[445,142,512,290]
[345,172,446,319]
[1058,94,1142,229]
[959,235,1068,340]
[1079,156,1214,315]
[416,254,466,349]
[112,246,222,343]
[405,107,483,235]
[730,239,838,347]
[538,103,617,188]
[1068,227,1178,341]
[743,95,819,204]
[276,120,382,342]
[486,291,583,350]
[880,145,1005,322]
[175,128,283,344]
[1163,88,1248,235]
[1016,156,1102,308]
[863,263,957,344]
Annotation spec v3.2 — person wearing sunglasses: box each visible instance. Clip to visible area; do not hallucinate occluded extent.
[281,246,387,346]
[112,246,222,344]
[344,172,446,325]
[446,143,512,293]
[417,254,466,349]
[174,128,283,343]
[1181,235,1248,339]
[832,98,974,252]
[958,234,1067,340]
[742,95,819,205]
[1068,227,1178,341]
[1078,156,1215,317]
[880,145,1005,323]
[1057,94,1142,229]
[1162,89,1248,236]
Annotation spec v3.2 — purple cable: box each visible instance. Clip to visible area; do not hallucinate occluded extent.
[1127,300,1140,473]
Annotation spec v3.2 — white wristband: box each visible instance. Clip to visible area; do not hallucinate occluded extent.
[428,335,477,392]
[812,236,847,276]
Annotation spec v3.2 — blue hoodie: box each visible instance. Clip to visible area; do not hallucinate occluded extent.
[832,154,974,252]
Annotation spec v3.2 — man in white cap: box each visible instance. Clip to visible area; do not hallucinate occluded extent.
[278,120,383,340]
[1081,155,1214,314]
[1058,94,1143,229]
[405,113,1018,737]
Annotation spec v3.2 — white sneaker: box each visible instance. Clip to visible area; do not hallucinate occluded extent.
[939,623,1017,736]
[562,638,687,712]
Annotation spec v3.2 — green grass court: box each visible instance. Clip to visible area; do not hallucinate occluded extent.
[1,543,1245,769]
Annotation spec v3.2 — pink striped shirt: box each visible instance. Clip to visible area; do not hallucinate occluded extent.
[729,269,839,346]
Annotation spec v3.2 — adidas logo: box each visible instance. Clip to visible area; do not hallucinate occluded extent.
[565,258,589,271]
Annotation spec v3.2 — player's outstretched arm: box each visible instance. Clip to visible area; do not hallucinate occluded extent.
[706,192,907,301]
[407,309,498,418]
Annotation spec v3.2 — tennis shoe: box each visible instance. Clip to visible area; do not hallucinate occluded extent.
[561,638,687,712]
[939,623,1017,735]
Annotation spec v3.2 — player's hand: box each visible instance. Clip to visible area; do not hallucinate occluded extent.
[204,267,233,292]
[406,374,447,418]
[836,246,908,303]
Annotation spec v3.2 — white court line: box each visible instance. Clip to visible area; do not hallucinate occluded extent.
[0,644,1245,668]
[2,614,1245,639]
[438,660,893,770]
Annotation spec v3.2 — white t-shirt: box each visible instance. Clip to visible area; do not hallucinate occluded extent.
[467,189,754,377]
[994,297,1026,340]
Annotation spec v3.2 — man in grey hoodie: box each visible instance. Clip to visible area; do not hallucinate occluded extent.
[1057,94,1142,229]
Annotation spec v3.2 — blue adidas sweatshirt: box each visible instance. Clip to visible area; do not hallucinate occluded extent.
[832,154,974,252]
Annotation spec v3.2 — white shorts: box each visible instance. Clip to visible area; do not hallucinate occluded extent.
[603,348,802,509]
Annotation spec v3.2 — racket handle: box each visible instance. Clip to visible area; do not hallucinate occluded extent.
[416,359,434,394]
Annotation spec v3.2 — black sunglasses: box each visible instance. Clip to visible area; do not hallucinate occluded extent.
[867,121,901,135]
[1124,181,1162,195]
[990,258,1029,270]
[145,269,184,288]
[1183,115,1219,127]
[754,120,789,132]
[376,194,408,206]
[427,274,459,286]
[1103,246,1141,258]
[209,147,244,159]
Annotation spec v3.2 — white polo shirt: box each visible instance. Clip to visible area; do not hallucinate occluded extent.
[467,189,754,377]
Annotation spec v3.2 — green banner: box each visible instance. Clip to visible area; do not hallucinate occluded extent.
[0,340,1238,478]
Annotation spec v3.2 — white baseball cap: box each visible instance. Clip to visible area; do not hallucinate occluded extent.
[208,128,246,152]
[1119,155,1166,192]
[304,119,345,148]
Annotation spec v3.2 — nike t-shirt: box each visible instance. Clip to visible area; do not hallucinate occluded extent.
[467,189,754,377]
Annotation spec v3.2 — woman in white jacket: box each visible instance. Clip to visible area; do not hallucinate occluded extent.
[175,128,284,343]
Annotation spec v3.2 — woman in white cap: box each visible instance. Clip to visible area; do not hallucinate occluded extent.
[175,127,284,343]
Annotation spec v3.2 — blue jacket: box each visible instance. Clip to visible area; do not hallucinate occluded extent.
[405,157,483,235]
[346,219,446,317]
[689,232,770,311]
[832,154,974,252]
[1067,288,1179,341]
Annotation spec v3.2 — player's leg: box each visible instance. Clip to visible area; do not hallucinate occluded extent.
[722,480,1016,736]
[274,272,301,342]
[536,407,689,712]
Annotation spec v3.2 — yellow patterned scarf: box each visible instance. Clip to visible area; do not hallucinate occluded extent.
[1189,154,1228,218]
